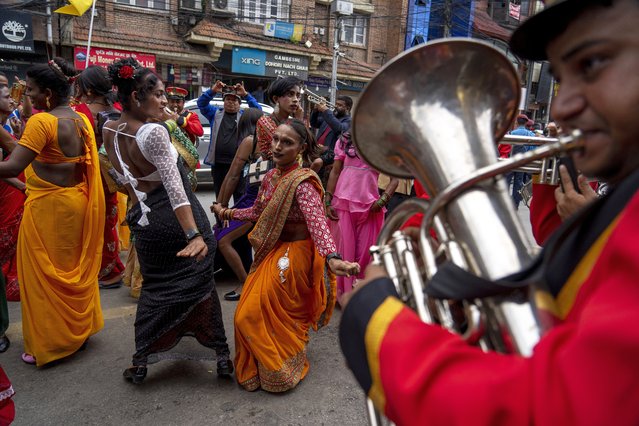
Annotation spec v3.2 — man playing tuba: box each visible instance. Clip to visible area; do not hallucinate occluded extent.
[339,0,639,424]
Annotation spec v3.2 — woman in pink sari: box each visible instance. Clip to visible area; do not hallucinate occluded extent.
[324,132,397,301]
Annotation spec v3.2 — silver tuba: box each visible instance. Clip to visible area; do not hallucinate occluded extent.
[351,39,582,425]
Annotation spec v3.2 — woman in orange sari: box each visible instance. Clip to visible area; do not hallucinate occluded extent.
[0,58,105,366]
[213,119,359,392]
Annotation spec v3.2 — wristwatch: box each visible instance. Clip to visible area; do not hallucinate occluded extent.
[185,228,201,242]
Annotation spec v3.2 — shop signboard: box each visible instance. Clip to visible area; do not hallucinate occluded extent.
[232,47,309,80]
[337,79,366,91]
[0,10,34,53]
[0,60,31,82]
[305,76,330,88]
[74,47,156,70]
[263,20,303,42]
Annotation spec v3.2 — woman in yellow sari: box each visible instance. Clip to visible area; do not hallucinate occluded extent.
[0,58,104,366]
[213,118,359,392]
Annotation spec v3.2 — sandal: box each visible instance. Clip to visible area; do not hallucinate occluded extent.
[223,290,241,301]
[21,353,36,365]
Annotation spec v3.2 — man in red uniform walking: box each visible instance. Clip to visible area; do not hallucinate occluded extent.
[166,86,203,144]
[339,0,639,424]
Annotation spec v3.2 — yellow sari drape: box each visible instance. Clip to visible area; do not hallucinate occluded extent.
[234,168,336,392]
[17,114,105,367]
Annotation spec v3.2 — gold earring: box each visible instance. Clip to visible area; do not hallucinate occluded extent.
[296,153,303,166]
[46,97,51,110]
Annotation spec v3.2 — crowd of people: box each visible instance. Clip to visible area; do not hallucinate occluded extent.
[1,0,638,421]
[0,56,373,398]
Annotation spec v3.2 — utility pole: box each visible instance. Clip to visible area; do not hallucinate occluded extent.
[545,76,555,124]
[524,60,534,116]
[330,16,342,106]
[329,0,352,105]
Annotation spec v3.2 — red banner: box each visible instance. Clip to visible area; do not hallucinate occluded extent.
[509,2,521,20]
[74,47,156,71]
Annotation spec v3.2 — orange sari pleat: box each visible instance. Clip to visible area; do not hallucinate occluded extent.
[234,238,336,392]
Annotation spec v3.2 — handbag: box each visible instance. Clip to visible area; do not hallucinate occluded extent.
[245,127,274,186]
[247,157,273,186]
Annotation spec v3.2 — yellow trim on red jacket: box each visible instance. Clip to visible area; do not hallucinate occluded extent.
[535,215,621,319]
[364,297,404,412]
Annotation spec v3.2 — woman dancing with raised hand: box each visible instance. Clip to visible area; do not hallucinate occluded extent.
[102,58,231,384]
[213,119,359,392]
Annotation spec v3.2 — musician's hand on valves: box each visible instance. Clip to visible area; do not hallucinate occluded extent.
[340,264,388,308]
[160,108,178,122]
[328,258,360,277]
[316,101,330,113]
[554,165,598,221]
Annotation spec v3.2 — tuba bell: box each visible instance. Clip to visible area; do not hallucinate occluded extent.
[351,39,582,426]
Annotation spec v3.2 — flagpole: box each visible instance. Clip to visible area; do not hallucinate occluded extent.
[85,0,97,68]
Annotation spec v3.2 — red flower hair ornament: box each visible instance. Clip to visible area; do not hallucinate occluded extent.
[118,65,135,79]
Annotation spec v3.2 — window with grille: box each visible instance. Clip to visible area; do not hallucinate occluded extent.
[115,0,169,10]
[181,0,202,10]
[341,15,368,46]
[232,0,291,24]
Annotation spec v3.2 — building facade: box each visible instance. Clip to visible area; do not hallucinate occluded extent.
[1,0,409,105]
[404,0,553,123]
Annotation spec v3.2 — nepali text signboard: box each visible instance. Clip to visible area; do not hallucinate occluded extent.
[231,47,309,80]
[74,47,156,71]
[0,10,34,53]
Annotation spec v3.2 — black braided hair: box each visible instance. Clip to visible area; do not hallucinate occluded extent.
[77,65,116,105]
[26,57,77,102]
[284,118,321,165]
[107,57,160,111]
[339,131,358,158]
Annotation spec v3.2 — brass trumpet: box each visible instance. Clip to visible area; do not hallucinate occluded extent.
[301,86,335,111]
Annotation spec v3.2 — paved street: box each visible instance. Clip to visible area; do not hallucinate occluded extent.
[1,186,535,425]
[1,186,368,426]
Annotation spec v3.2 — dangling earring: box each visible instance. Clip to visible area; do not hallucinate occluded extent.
[136,101,141,108]
[46,97,51,110]
[296,153,303,166]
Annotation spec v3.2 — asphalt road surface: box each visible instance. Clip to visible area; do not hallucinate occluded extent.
[1,186,535,425]
[1,186,368,426]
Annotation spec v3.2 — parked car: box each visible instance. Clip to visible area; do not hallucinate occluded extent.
[183,97,274,184]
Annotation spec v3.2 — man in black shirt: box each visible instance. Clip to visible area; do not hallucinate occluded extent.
[197,81,262,199]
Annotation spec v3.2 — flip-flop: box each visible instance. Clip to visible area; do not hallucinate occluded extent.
[21,353,36,365]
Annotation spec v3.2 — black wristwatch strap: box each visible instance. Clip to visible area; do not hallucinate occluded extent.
[185,228,201,242]
[326,252,342,263]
